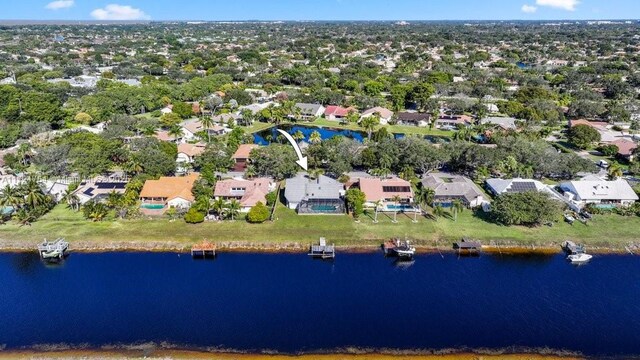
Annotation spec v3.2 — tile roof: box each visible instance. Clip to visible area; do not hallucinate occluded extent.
[611,138,638,156]
[214,177,273,207]
[232,144,260,160]
[325,105,355,117]
[177,143,206,157]
[140,173,199,202]
[362,107,393,119]
[357,177,413,202]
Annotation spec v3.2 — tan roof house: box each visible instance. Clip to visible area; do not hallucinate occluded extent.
[361,107,394,125]
[177,143,206,164]
[214,177,275,212]
[232,144,260,171]
[140,173,199,211]
[355,176,416,211]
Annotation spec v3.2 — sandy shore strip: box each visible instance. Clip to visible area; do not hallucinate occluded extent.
[0,237,634,255]
[0,350,585,360]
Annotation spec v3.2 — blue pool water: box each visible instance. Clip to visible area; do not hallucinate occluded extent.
[0,252,639,356]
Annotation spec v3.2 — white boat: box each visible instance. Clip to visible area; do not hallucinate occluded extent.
[567,253,593,263]
[394,242,416,258]
[41,249,62,259]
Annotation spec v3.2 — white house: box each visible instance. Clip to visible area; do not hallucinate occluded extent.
[559,178,638,209]
[361,107,394,125]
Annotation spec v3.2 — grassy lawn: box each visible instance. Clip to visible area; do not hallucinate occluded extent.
[1,202,638,250]
[305,118,454,139]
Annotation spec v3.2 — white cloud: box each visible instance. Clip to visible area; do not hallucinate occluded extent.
[521,4,538,13]
[90,4,151,20]
[535,0,580,11]
[45,0,74,10]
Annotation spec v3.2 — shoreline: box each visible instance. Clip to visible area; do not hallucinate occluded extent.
[0,238,633,255]
[0,349,585,360]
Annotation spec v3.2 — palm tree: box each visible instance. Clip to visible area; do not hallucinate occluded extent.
[451,199,464,222]
[309,130,322,144]
[105,191,124,209]
[608,163,623,180]
[360,114,380,140]
[168,125,183,141]
[83,202,109,222]
[21,178,46,210]
[225,199,241,220]
[124,158,143,175]
[292,130,305,142]
[61,188,80,211]
[0,185,23,210]
[211,197,225,215]
[13,208,35,226]
[433,204,446,221]
[240,109,254,126]
[308,168,325,181]
[373,199,382,223]
[391,195,402,223]
[200,116,215,142]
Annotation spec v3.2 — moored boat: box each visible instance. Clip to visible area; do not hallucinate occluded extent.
[568,253,593,263]
[383,238,416,258]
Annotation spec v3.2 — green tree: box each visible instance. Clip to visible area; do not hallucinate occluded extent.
[567,124,601,149]
[360,114,380,140]
[184,207,205,223]
[451,199,464,221]
[492,191,562,226]
[345,188,366,219]
[224,199,241,220]
[247,201,270,223]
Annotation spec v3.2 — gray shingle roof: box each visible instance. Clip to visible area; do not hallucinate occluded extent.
[285,174,344,203]
[421,173,483,203]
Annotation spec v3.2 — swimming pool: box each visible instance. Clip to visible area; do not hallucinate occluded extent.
[384,204,417,212]
[141,204,165,210]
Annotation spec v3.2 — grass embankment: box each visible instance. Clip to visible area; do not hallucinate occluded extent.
[0,202,638,251]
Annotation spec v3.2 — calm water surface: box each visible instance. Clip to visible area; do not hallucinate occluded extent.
[0,252,639,356]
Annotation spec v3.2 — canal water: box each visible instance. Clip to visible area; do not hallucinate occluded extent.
[0,252,639,356]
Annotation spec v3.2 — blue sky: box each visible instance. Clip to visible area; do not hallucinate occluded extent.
[3,0,640,21]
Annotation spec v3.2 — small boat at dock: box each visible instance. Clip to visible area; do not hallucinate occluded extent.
[308,237,335,259]
[568,253,593,263]
[37,238,68,260]
[383,238,416,259]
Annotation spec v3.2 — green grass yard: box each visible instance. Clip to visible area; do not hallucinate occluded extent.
[1,202,638,250]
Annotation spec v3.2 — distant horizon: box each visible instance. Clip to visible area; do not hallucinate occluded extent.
[4,0,640,23]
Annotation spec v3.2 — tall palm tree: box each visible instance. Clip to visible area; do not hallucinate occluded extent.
[308,168,325,180]
[225,199,241,220]
[391,195,402,223]
[212,198,226,218]
[62,188,80,211]
[168,125,183,141]
[240,109,254,126]
[433,204,446,221]
[373,199,382,223]
[292,130,305,143]
[200,116,215,142]
[608,163,623,180]
[0,185,23,209]
[125,158,143,175]
[451,199,464,222]
[360,114,380,140]
[309,130,322,144]
[22,178,46,209]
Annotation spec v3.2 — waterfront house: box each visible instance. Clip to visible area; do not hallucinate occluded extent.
[294,103,326,121]
[214,177,275,212]
[324,105,356,121]
[180,119,225,142]
[421,172,485,208]
[480,117,519,131]
[559,178,638,209]
[486,178,549,196]
[232,144,259,171]
[284,173,345,214]
[361,107,394,125]
[74,177,128,205]
[139,173,199,212]
[396,112,431,127]
[434,114,473,130]
[355,176,415,211]
[213,113,240,127]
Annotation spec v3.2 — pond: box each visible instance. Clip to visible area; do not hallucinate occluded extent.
[252,124,449,145]
[0,252,639,356]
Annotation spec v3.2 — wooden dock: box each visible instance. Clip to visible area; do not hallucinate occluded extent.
[453,238,482,254]
[191,241,216,258]
[309,237,335,259]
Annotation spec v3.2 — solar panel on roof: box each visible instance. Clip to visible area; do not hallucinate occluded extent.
[83,188,95,196]
[96,182,126,190]
[508,182,536,193]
